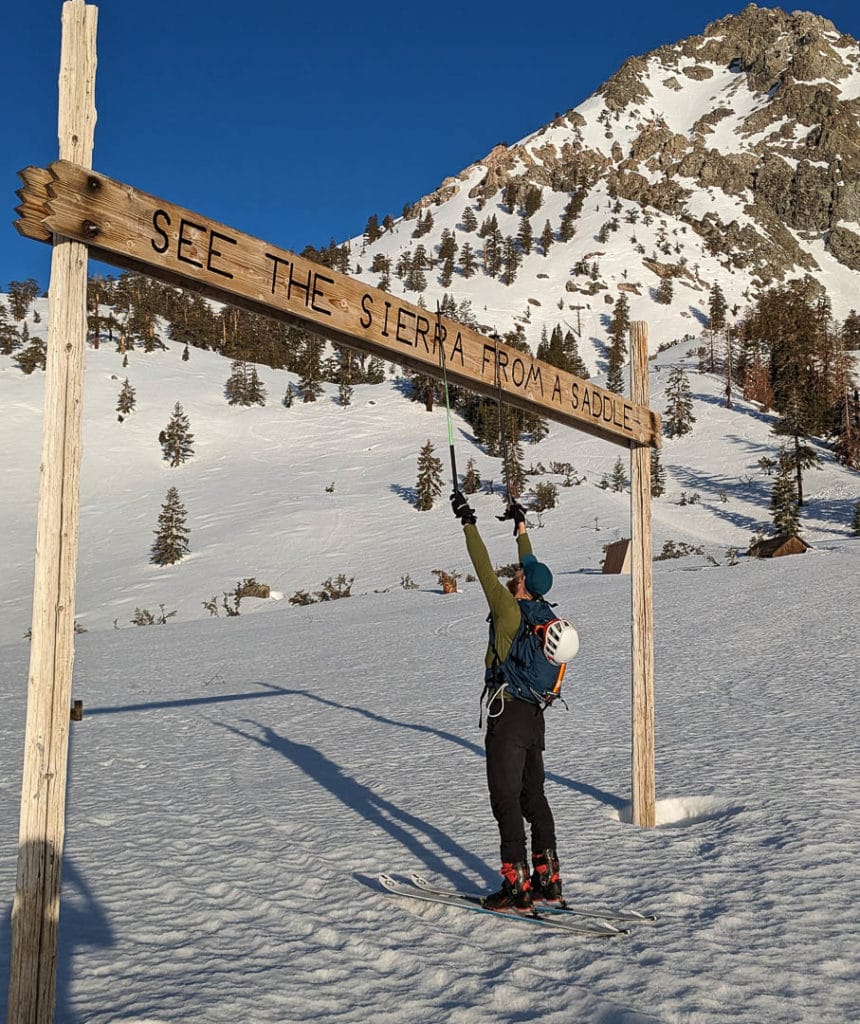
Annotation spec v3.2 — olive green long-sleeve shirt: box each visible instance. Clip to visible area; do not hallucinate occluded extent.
[463,523,533,670]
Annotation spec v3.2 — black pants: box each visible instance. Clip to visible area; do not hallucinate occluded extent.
[485,697,556,865]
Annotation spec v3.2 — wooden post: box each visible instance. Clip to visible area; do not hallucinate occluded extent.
[629,321,656,828]
[7,4,97,1023]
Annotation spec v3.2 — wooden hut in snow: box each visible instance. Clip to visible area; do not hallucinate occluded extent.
[748,535,811,559]
[602,538,632,574]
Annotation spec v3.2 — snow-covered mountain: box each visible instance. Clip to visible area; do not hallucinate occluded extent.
[344,5,860,371]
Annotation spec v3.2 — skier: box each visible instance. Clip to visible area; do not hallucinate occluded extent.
[450,489,565,914]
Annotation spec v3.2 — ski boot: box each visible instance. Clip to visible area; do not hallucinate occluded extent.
[530,848,565,907]
[482,861,534,915]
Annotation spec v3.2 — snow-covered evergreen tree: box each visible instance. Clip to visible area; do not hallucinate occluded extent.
[150,486,190,565]
[462,457,481,495]
[770,453,800,537]
[160,403,195,467]
[415,439,443,511]
[650,446,666,497]
[664,367,696,438]
[117,378,136,420]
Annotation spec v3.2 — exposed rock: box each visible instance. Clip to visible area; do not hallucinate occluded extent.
[682,65,714,80]
[598,56,653,111]
[827,226,860,270]
[384,2,860,311]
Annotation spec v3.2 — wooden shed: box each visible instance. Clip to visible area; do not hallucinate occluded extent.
[748,535,811,559]
[602,538,632,574]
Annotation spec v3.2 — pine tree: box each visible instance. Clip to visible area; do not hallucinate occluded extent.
[459,242,477,279]
[540,221,554,256]
[299,336,325,402]
[564,330,590,378]
[606,293,630,393]
[521,185,543,218]
[650,446,666,497]
[116,378,136,420]
[160,403,195,466]
[517,217,533,256]
[609,457,628,492]
[501,236,520,285]
[462,206,478,232]
[502,426,527,499]
[655,277,674,304]
[663,367,695,438]
[415,439,444,511]
[708,282,727,373]
[843,309,860,350]
[559,192,584,242]
[150,486,190,565]
[363,214,382,245]
[13,325,47,374]
[852,501,860,537]
[770,453,800,537]
[225,359,249,405]
[247,366,267,407]
[6,278,40,321]
[605,339,625,394]
[0,302,20,354]
[462,457,481,495]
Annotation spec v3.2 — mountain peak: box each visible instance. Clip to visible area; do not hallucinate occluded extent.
[349,7,860,364]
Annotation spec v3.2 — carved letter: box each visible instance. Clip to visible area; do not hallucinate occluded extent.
[151,209,170,254]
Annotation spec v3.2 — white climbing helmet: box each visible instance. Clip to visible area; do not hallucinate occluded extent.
[541,618,580,666]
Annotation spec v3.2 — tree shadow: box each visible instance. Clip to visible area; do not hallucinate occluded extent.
[692,391,775,427]
[670,465,767,532]
[389,482,418,505]
[688,305,709,328]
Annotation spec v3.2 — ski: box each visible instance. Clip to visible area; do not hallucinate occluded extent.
[379,874,627,938]
[409,873,658,926]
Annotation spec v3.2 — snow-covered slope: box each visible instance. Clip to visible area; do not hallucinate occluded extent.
[1,294,857,647]
[0,423,857,1021]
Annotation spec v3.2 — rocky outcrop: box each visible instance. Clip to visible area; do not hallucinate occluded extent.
[412,4,859,288]
[827,225,860,269]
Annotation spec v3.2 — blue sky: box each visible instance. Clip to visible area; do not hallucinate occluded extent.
[3,0,859,289]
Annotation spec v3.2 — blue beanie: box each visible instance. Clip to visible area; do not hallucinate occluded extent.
[522,554,553,596]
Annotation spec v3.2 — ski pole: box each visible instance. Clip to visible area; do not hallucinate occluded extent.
[493,332,514,504]
[436,303,458,490]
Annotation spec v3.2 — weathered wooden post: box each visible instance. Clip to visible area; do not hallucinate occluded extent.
[7,3,97,1022]
[629,321,656,827]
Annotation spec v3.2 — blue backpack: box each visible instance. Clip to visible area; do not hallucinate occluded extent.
[485,598,567,709]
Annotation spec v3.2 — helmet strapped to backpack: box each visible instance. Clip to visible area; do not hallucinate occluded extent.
[535,618,580,666]
[485,599,579,709]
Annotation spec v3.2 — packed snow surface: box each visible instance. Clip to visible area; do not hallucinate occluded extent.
[1,308,858,1023]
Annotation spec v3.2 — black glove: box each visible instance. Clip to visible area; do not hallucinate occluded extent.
[497,501,526,535]
[450,490,476,526]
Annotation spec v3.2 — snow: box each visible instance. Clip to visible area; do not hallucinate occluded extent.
[1,294,859,1023]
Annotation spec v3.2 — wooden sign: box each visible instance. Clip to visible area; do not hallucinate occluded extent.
[16,160,662,449]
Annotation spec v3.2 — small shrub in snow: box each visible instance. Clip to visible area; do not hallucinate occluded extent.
[131,605,177,626]
[432,569,460,594]
[654,541,705,561]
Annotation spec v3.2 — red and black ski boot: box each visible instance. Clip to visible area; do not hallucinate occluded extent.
[482,861,534,915]
[530,848,564,906]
